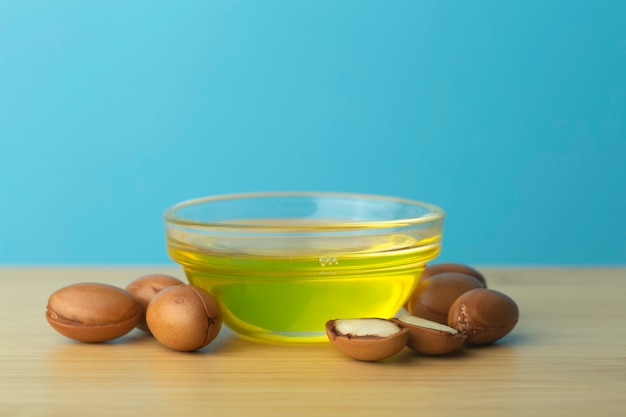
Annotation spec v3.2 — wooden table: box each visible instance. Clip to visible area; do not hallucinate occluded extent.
[1,266,625,416]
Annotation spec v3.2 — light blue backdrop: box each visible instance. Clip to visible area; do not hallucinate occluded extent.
[1,1,624,265]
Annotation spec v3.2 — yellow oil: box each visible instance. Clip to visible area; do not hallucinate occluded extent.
[167,229,441,343]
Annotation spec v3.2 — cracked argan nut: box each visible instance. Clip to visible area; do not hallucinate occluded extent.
[46,283,142,342]
[146,284,222,352]
[125,274,184,332]
[421,263,487,287]
[325,318,409,361]
[448,288,519,345]
[407,272,486,325]
[393,315,467,355]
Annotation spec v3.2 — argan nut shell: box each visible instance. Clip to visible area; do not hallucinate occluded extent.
[393,316,466,355]
[146,284,222,352]
[421,263,487,287]
[448,288,519,345]
[407,272,486,325]
[325,319,409,361]
[125,274,184,332]
[46,283,142,343]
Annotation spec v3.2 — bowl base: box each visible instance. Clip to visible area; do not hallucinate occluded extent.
[235,330,330,344]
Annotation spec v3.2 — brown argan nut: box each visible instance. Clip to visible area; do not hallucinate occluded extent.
[393,315,466,355]
[407,272,486,325]
[125,274,184,332]
[146,284,222,352]
[325,318,409,361]
[421,263,487,287]
[448,288,519,345]
[46,283,142,343]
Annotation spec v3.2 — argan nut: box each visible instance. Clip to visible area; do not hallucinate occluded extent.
[407,272,486,325]
[325,318,409,361]
[448,288,519,345]
[421,263,487,287]
[125,274,184,332]
[146,284,222,352]
[394,315,466,355]
[46,283,142,343]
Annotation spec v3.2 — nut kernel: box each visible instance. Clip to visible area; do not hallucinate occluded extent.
[325,318,409,361]
[146,284,222,352]
[448,288,519,345]
[420,263,487,286]
[407,272,485,324]
[125,274,184,332]
[45,282,142,343]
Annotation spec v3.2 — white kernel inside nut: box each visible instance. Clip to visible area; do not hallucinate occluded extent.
[334,318,400,337]
[398,315,458,335]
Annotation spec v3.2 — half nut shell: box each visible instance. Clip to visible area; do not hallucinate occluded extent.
[394,315,466,355]
[325,318,409,361]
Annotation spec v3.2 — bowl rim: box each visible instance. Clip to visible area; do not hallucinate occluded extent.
[163,191,444,231]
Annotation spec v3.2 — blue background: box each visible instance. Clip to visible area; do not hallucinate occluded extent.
[1,1,624,265]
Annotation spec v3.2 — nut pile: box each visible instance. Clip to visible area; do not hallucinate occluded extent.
[325,263,519,361]
[46,263,519,360]
[45,274,222,352]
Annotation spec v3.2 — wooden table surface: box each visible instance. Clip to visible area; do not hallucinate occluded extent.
[1,266,625,416]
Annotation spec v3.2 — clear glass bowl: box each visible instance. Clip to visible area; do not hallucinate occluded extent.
[163,192,445,343]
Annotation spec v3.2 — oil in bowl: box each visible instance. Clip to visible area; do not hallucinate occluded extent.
[163,192,444,344]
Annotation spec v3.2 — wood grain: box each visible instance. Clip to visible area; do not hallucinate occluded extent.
[1,266,625,417]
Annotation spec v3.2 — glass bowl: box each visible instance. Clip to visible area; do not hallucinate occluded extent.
[163,192,444,343]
